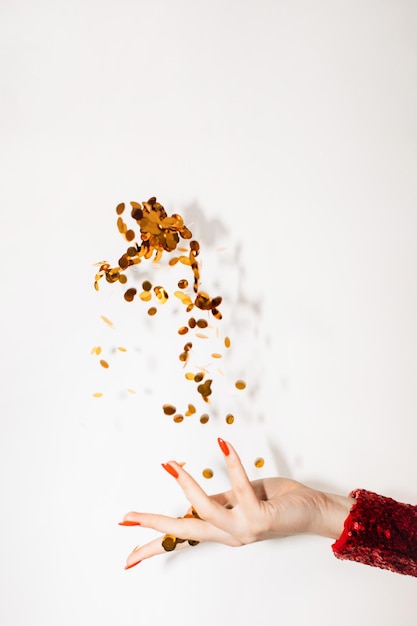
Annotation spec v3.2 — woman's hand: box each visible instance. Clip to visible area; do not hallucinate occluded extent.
[120,438,355,569]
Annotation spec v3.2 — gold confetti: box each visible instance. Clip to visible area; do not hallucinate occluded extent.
[100,315,114,327]
[254,457,265,468]
[202,468,213,479]
[235,380,246,390]
[162,535,177,551]
[211,353,222,358]
[225,413,234,424]
[124,288,137,302]
[199,414,209,424]
[93,392,103,398]
[139,290,152,302]
[162,404,176,415]
[224,336,231,348]
[94,197,232,421]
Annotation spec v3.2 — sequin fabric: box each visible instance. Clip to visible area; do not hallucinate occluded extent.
[332,489,417,577]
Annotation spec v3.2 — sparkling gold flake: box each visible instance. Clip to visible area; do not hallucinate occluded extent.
[235,380,246,390]
[254,457,265,468]
[224,336,231,348]
[225,413,234,424]
[202,468,213,479]
[100,359,109,369]
[199,414,209,424]
[147,306,157,316]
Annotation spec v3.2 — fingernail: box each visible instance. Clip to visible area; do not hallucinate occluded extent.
[218,437,230,456]
[124,560,142,570]
[161,462,179,478]
[118,521,141,526]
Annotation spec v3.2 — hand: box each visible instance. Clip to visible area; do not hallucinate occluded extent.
[120,438,355,569]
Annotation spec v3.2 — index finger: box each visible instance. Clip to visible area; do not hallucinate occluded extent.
[217,438,260,518]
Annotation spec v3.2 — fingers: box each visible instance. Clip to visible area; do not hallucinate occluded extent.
[217,438,260,518]
[121,510,232,544]
[160,461,233,531]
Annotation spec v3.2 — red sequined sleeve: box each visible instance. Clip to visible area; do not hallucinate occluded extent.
[332,489,417,577]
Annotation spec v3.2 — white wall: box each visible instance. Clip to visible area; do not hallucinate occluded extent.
[1,1,416,624]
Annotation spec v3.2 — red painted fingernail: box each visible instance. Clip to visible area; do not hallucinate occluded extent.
[118,521,141,526]
[218,438,230,456]
[161,463,179,478]
[124,560,142,570]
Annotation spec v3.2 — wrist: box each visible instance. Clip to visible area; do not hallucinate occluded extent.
[315,491,356,540]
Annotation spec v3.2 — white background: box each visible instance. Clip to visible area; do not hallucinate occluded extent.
[1,1,417,624]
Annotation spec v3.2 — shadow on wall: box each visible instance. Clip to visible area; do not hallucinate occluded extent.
[184,200,291,476]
